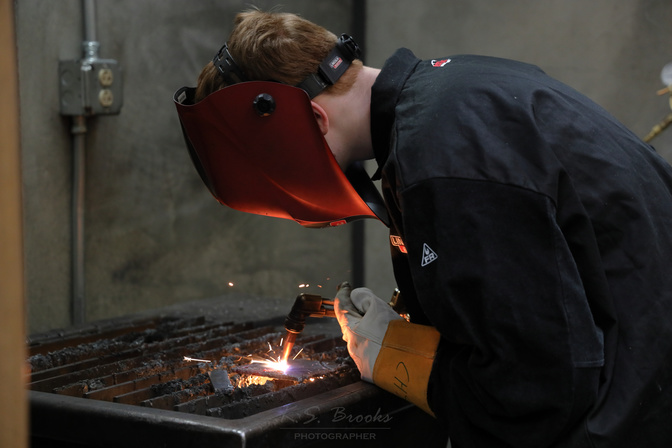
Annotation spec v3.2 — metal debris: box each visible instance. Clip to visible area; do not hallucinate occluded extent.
[208,369,233,392]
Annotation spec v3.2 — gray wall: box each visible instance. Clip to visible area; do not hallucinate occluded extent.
[18,1,356,334]
[17,1,672,333]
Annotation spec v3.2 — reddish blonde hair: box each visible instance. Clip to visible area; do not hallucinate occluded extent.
[195,9,362,102]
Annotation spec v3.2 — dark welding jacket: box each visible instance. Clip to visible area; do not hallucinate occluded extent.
[370,48,672,448]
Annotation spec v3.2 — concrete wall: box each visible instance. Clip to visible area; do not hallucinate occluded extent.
[17,0,356,334]
[17,1,672,333]
[363,0,672,295]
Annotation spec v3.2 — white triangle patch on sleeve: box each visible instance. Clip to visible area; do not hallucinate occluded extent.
[421,243,438,267]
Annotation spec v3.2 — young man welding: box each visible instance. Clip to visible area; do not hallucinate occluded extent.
[175,9,672,448]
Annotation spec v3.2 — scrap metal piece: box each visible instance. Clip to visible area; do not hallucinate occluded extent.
[232,360,340,382]
[208,369,233,392]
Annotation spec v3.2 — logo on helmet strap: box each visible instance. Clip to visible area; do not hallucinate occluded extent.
[330,56,344,70]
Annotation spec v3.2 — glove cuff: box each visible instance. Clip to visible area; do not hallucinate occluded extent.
[371,320,440,416]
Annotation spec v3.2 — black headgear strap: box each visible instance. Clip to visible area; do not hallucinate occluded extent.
[212,34,361,98]
[295,34,361,98]
[212,43,248,85]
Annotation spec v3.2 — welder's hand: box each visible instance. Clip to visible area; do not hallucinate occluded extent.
[334,282,441,416]
[334,283,403,382]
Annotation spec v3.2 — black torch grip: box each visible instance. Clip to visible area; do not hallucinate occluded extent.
[284,293,334,334]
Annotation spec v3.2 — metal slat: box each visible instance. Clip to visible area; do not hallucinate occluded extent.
[29,324,268,392]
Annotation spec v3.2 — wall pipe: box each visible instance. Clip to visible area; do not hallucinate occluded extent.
[71,0,100,325]
[71,114,86,326]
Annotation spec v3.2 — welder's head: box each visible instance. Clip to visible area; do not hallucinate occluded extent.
[194,9,363,102]
[174,9,388,228]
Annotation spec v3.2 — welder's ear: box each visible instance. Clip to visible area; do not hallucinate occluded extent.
[311,101,329,135]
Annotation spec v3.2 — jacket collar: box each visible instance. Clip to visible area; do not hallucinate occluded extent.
[370,48,421,180]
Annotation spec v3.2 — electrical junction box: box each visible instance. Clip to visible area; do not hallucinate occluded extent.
[59,58,123,116]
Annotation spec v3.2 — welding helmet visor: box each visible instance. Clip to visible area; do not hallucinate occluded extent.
[173,82,388,228]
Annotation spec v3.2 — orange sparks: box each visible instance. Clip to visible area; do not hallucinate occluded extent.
[245,341,292,373]
[183,356,211,363]
[250,358,289,373]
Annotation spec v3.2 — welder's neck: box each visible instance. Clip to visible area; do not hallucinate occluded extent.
[313,66,380,169]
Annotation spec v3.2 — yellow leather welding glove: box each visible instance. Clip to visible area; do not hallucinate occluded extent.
[334,283,440,416]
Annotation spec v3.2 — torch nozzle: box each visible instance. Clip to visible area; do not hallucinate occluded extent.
[281,331,297,363]
[282,293,336,362]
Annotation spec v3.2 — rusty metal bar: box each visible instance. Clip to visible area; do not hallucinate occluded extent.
[0,1,27,447]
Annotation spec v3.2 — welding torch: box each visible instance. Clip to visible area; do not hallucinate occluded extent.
[280,289,407,363]
[281,293,336,363]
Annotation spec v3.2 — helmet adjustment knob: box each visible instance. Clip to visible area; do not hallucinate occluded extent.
[253,93,276,117]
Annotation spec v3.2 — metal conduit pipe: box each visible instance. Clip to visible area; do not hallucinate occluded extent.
[70,0,100,325]
[71,114,87,326]
[63,0,122,325]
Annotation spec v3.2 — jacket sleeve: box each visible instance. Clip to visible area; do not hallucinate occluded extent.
[399,177,604,448]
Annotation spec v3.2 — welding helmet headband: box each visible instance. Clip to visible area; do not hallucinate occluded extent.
[173,34,388,228]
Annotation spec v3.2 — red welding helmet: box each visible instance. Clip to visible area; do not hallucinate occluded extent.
[173,35,388,228]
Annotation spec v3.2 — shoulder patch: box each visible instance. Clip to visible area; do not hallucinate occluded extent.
[430,58,451,68]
